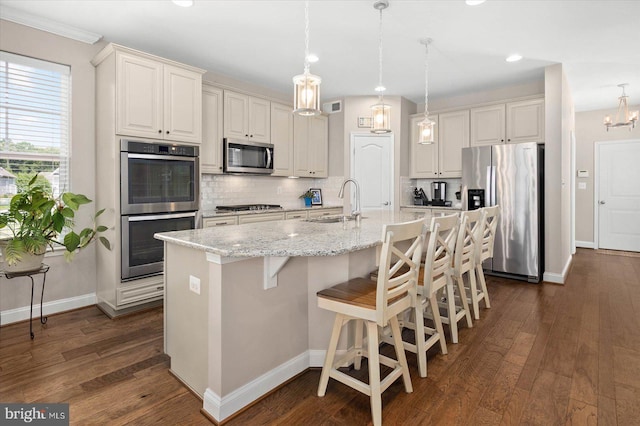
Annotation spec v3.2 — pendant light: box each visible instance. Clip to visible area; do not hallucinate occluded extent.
[603,84,638,131]
[371,0,391,134]
[418,38,435,144]
[293,0,321,116]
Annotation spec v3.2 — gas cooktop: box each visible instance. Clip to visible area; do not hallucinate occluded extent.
[216,204,283,212]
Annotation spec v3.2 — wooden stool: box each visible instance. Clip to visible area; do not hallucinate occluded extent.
[473,205,500,311]
[317,218,425,426]
[457,209,486,321]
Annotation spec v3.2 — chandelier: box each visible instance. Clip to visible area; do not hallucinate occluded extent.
[417,38,435,144]
[293,0,321,116]
[371,0,391,134]
[603,84,638,131]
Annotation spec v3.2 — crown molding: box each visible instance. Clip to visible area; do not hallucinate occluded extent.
[0,6,102,44]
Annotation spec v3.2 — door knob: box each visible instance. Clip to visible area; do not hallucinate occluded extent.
[383,201,390,206]
[599,200,606,205]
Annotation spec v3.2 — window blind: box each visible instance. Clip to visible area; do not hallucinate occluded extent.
[0,51,70,196]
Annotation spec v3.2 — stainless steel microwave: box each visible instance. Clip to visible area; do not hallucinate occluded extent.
[223,138,274,174]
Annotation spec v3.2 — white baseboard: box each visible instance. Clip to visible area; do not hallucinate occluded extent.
[0,293,96,326]
[576,241,595,249]
[203,351,310,422]
[308,349,327,368]
[543,254,573,284]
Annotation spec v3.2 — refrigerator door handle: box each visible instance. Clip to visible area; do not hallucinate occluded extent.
[489,165,497,206]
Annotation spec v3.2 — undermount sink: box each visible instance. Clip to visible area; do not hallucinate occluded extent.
[304,214,365,223]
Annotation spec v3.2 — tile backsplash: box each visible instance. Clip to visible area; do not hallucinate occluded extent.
[200,174,346,211]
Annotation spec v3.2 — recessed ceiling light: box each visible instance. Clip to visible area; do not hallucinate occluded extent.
[172,0,194,7]
[466,0,486,5]
[506,54,523,62]
[306,54,319,63]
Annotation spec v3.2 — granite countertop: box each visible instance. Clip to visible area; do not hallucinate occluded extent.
[156,210,432,258]
[201,205,344,218]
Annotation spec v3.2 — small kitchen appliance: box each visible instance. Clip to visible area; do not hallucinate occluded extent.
[431,181,448,206]
[223,138,274,174]
[413,188,429,206]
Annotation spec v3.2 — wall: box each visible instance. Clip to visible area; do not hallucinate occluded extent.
[0,20,107,323]
[543,64,574,283]
[574,105,640,245]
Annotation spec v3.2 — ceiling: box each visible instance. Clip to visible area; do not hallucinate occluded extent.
[1,0,639,113]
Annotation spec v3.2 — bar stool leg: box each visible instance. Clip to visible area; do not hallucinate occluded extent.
[318,314,344,397]
[366,321,382,426]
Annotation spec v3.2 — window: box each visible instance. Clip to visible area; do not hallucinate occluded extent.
[0,51,70,203]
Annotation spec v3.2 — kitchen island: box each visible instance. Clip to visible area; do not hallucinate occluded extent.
[155,210,435,423]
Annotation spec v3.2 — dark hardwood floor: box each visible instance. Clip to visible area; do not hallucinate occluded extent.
[1,248,639,425]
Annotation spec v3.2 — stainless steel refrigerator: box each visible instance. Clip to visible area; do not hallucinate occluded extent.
[461,142,544,283]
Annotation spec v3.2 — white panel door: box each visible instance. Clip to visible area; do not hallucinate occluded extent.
[598,140,640,251]
[351,134,393,211]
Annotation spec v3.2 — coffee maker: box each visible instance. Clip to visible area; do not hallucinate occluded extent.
[431,181,448,206]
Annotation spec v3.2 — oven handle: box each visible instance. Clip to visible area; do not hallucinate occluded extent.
[126,153,197,161]
[126,212,197,222]
[266,147,272,169]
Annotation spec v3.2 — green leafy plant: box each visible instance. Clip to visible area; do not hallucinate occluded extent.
[299,190,314,199]
[0,174,111,266]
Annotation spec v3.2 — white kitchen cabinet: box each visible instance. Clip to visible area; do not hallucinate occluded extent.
[308,208,343,218]
[201,85,224,173]
[203,216,238,227]
[115,51,202,143]
[409,114,438,178]
[470,98,545,146]
[506,99,545,143]
[238,212,285,224]
[470,104,505,146]
[285,211,307,220]
[293,114,328,177]
[223,90,271,143]
[438,110,469,178]
[270,102,294,176]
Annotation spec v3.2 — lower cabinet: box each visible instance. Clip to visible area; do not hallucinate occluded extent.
[203,216,238,227]
[116,276,164,306]
[285,211,307,220]
[308,208,343,218]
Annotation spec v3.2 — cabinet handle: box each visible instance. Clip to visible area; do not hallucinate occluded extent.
[501,139,504,142]
[158,130,162,133]
[250,135,253,138]
[166,131,170,134]
[245,134,249,137]
[507,138,511,142]
[156,286,163,290]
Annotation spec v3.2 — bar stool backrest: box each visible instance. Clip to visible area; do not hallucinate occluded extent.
[456,209,485,275]
[422,214,459,297]
[375,218,426,327]
[478,205,500,262]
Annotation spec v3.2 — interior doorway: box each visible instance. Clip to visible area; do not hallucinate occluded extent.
[350,133,394,211]
[595,139,640,252]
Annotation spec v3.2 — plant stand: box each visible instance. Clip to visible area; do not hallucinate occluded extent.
[1,264,50,339]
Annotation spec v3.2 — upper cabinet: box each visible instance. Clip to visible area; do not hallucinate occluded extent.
[409,115,438,178]
[270,102,294,177]
[506,99,545,144]
[409,111,467,179]
[293,114,328,178]
[201,85,224,173]
[470,98,544,146]
[223,90,270,143]
[115,51,203,143]
[438,110,469,178]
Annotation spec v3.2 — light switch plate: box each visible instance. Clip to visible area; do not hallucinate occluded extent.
[577,170,589,178]
[189,275,201,295]
[578,182,587,190]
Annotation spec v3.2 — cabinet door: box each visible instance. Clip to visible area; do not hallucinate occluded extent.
[163,64,202,143]
[438,110,469,178]
[238,212,285,224]
[116,52,163,138]
[309,115,328,177]
[470,104,505,146]
[201,86,224,173]
[409,115,439,178]
[223,91,248,139]
[270,103,294,176]
[293,114,311,177]
[248,97,271,142]
[506,99,545,143]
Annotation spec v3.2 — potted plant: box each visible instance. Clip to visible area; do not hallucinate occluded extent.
[0,174,111,273]
[299,190,314,207]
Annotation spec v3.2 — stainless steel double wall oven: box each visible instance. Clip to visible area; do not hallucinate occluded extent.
[120,139,199,280]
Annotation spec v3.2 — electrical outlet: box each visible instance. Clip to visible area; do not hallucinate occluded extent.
[277,186,282,195]
[189,275,201,295]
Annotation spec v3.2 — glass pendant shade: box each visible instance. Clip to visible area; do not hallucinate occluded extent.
[293,70,321,116]
[371,100,391,133]
[418,116,436,144]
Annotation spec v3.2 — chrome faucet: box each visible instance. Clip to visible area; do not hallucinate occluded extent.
[338,178,361,227]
